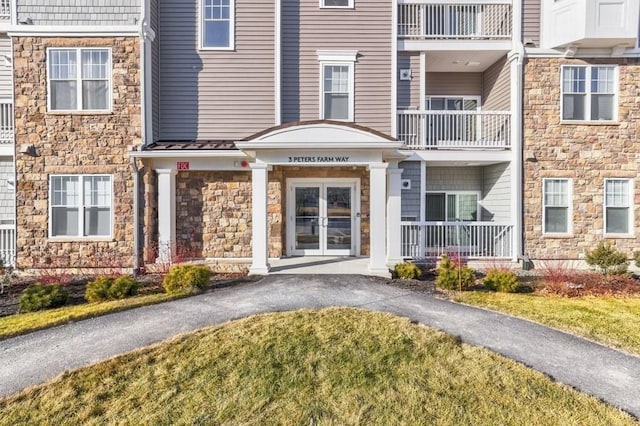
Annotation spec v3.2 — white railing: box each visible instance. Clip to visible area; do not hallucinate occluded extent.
[0,224,15,266]
[398,1,512,40]
[0,101,13,143]
[401,221,514,259]
[397,110,510,149]
[0,0,9,19]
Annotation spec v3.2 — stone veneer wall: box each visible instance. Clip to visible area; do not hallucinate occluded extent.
[172,166,370,264]
[14,37,140,269]
[523,57,640,259]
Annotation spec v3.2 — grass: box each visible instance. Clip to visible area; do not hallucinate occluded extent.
[0,293,179,340]
[454,291,640,355]
[0,308,635,425]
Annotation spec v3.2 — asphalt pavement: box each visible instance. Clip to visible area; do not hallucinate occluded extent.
[1,274,639,418]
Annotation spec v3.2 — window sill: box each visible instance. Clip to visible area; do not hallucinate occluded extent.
[48,110,113,116]
[199,47,236,52]
[603,234,635,239]
[560,120,619,126]
[47,237,114,243]
[542,233,573,239]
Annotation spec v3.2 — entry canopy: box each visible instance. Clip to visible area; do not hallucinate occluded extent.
[236,120,402,150]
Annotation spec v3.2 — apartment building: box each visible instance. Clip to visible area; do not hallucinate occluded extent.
[0,0,637,275]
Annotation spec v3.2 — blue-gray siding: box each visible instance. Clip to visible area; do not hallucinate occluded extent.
[482,163,511,222]
[16,0,140,26]
[150,0,159,142]
[400,161,421,220]
[397,53,420,109]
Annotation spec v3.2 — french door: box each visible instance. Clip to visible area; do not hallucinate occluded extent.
[288,180,358,256]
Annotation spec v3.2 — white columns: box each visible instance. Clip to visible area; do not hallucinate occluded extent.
[369,162,389,275]
[249,163,270,275]
[156,168,177,263]
[386,165,403,267]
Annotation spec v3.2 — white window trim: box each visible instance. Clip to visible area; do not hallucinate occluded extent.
[604,178,634,237]
[48,174,114,239]
[542,178,573,236]
[425,95,481,111]
[199,0,235,51]
[317,50,358,122]
[559,64,618,123]
[47,47,112,113]
[319,0,354,9]
[425,190,481,222]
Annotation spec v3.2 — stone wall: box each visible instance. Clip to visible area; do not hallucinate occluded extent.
[14,36,140,269]
[523,57,640,259]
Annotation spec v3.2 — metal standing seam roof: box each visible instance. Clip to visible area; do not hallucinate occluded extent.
[145,141,238,151]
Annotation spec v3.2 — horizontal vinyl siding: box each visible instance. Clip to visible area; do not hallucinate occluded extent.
[426,167,482,192]
[397,53,420,109]
[523,0,541,47]
[151,0,160,142]
[400,161,421,220]
[16,0,139,26]
[0,36,11,99]
[482,56,510,111]
[282,0,392,134]
[482,163,511,222]
[426,73,482,97]
[159,0,275,141]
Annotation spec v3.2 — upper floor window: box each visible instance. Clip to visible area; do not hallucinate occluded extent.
[202,0,235,49]
[561,65,616,121]
[318,50,357,121]
[48,48,111,112]
[50,175,112,238]
[543,178,571,234]
[321,0,353,8]
[604,179,632,235]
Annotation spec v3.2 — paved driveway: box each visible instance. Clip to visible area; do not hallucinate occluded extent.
[1,275,639,418]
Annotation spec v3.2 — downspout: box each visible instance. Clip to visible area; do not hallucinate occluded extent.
[510,0,524,263]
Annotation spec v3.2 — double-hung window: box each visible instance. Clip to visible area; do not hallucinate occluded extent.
[321,0,353,8]
[318,51,357,121]
[543,179,571,234]
[561,65,616,121]
[48,48,110,112]
[50,175,112,238]
[604,179,632,235]
[202,0,234,49]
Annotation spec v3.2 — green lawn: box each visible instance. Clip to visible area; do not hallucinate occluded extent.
[0,293,179,340]
[0,308,635,425]
[454,292,640,355]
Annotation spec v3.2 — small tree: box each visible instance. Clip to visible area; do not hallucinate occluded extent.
[435,254,475,291]
[584,241,628,275]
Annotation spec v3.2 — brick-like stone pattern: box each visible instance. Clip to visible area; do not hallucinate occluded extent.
[141,159,157,264]
[172,166,371,266]
[524,57,640,259]
[14,37,140,269]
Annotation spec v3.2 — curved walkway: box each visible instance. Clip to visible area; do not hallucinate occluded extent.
[1,275,639,418]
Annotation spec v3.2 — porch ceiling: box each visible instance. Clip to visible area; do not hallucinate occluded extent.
[425,50,507,72]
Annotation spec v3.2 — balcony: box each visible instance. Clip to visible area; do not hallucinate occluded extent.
[0,101,13,144]
[0,0,9,22]
[397,110,510,150]
[0,224,14,266]
[398,1,512,42]
[401,221,514,259]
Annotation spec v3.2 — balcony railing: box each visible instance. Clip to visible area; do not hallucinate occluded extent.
[0,101,13,143]
[401,221,514,259]
[0,0,9,19]
[397,110,510,149]
[398,1,512,41]
[0,224,15,266]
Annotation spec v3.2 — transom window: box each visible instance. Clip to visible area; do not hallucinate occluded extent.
[202,0,234,49]
[604,179,632,235]
[321,0,353,8]
[543,178,571,234]
[50,175,112,238]
[48,48,110,112]
[561,65,616,121]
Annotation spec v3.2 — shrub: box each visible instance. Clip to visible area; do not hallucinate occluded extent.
[537,271,640,297]
[162,264,213,294]
[85,275,139,303]
[483,268,519,293]
[435,254,476,291]
[394,262,422,280]
[20,283,69,313]
[584,241,628,275]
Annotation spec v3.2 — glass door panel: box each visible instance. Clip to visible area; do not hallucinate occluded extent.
[295,187,320,251]
[326,186,352,251]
